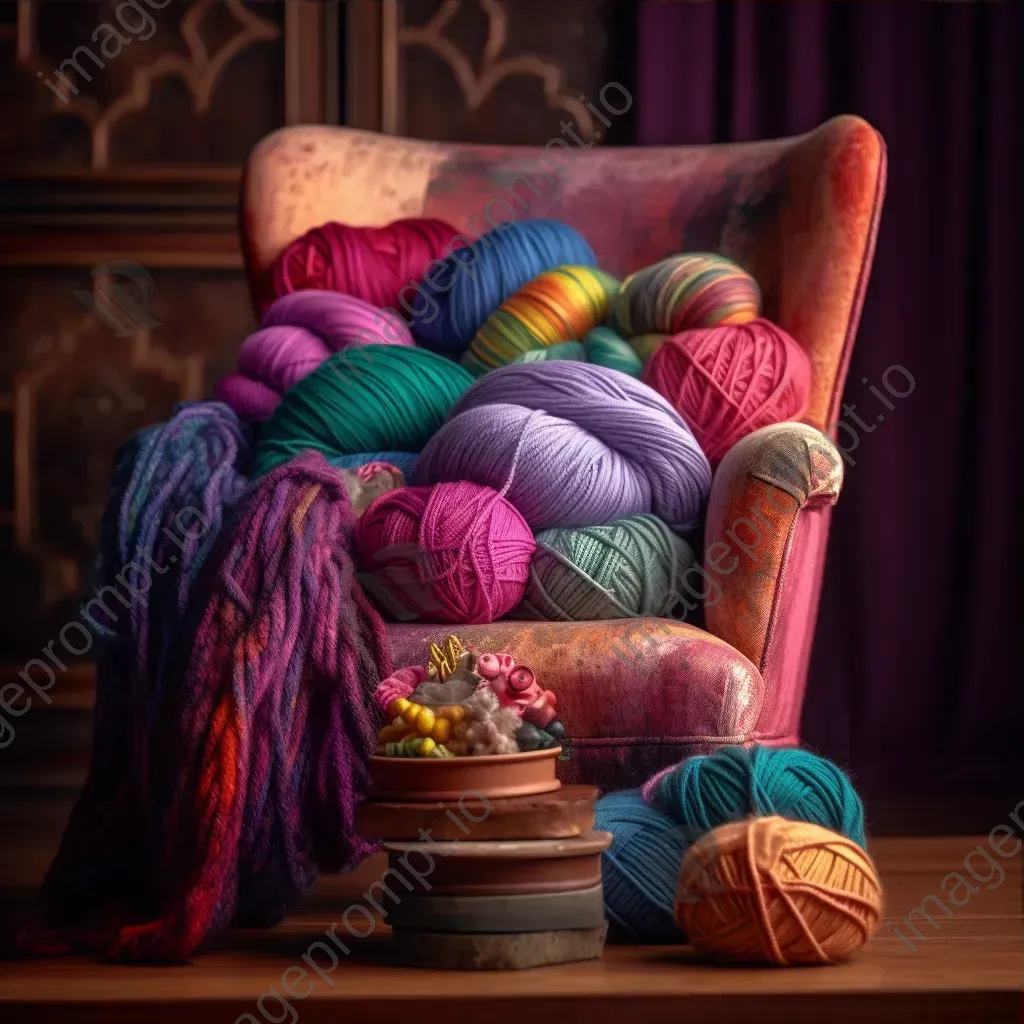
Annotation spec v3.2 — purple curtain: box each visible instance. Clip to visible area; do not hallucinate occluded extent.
[635,0,1022,800]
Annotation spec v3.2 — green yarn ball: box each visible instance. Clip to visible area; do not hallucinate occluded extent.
[627,333,671,366]
[516,513,698,621]
[250,345,473,478]
[510,341,586,365]
[584,327,643,378]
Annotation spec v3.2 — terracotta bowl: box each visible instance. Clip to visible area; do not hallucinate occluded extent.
[368,747,562,801]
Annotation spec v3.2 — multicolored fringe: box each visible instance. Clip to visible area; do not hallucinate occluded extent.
[29,402,250,948]
[113,452,390,959]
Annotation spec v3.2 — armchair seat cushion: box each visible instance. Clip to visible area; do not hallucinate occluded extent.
[387,619,766,793]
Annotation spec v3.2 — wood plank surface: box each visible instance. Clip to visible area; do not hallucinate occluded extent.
[0,837,1020,1024]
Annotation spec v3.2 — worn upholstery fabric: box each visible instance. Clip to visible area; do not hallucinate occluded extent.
[389,620,765,792]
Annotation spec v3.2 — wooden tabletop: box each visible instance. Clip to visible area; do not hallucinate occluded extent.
[1,836,1020,1024]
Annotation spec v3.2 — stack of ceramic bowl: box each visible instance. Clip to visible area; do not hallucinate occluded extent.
[355,746,611,969]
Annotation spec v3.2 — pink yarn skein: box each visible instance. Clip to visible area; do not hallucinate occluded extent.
[355,482,536,625]
[218,290,417,422]
[643,318,812,465]
[261,291,414,351]
[238,326,332,394]
[212,373,280,422]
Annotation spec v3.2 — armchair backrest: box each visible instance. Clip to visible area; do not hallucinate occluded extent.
[241,115,886,432]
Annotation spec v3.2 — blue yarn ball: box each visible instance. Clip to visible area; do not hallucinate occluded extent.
[595,789,687,943]
[410,219,596,355]
[329,451,418,479]
[653,745,867,848]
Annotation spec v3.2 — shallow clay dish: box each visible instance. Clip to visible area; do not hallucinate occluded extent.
[382,831,613,895]
[356,784,597,841]
[368,746,561,801]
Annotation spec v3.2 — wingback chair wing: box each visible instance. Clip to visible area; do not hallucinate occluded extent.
[240,116,886,791]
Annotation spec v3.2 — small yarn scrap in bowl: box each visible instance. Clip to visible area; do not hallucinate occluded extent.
[675,816,882,965]
[460,265,619,376]
[643,318,812,465]
[354,481,536,624]
[516,513,698,621]
[611,252,761,336]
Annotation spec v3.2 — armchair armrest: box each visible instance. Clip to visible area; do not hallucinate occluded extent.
[703,423,843,743]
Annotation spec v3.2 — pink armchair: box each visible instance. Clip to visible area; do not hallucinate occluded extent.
[240,116,886,791]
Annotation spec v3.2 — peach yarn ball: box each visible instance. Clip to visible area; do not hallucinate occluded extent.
[643,318,812,465]
[674,816,882,965]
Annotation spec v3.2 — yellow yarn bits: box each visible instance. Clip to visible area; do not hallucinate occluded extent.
[675,816,882,966]
[378,699,461,746]
[461,266,620,376]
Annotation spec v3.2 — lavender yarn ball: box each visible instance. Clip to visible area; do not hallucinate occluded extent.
[261,290,414,350]
[415,362,711,532]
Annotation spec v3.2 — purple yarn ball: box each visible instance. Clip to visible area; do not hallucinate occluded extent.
[261,290,414,351]
[415,362,712,532]
[213,372,280,422]
[238,326,332,394]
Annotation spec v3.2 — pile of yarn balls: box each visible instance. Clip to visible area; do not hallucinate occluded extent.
[212,215,812,625]
[596,745,882,964]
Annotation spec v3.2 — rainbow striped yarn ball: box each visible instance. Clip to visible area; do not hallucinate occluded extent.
[461,266,620,376]
[611,253,760,337]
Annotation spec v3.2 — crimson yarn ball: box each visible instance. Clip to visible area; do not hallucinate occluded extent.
[267,217,457,311]
[643,318,812,465]
[355,482,536,624]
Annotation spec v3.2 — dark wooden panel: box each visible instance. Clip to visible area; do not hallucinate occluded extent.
[0,0,284,171]
[0,266,255,661]
[394,0,632,145]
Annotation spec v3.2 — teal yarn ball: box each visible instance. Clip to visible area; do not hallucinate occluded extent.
[652,745,868,848]
[250,345,473,477]
[510,341,586,365]
[595,789,687,942]
[515,513,698,621]
[584,327,643,378]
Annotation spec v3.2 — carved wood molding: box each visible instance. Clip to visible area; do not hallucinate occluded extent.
[380,0,594,139]
[14,0,280,170]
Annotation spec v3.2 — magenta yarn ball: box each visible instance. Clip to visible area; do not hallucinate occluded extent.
[261,290,414,350]
[354,482,536,624]
[238,325,333,394]
[212,372,280,421]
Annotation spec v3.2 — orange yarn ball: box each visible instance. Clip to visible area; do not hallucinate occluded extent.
[643,318,812,465]
[675,817,882,965]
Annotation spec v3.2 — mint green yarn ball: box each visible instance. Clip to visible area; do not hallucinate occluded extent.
[584,327,643,378]
[510,341,586,365]
[250,345,473,478]
[516,513,698,621]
